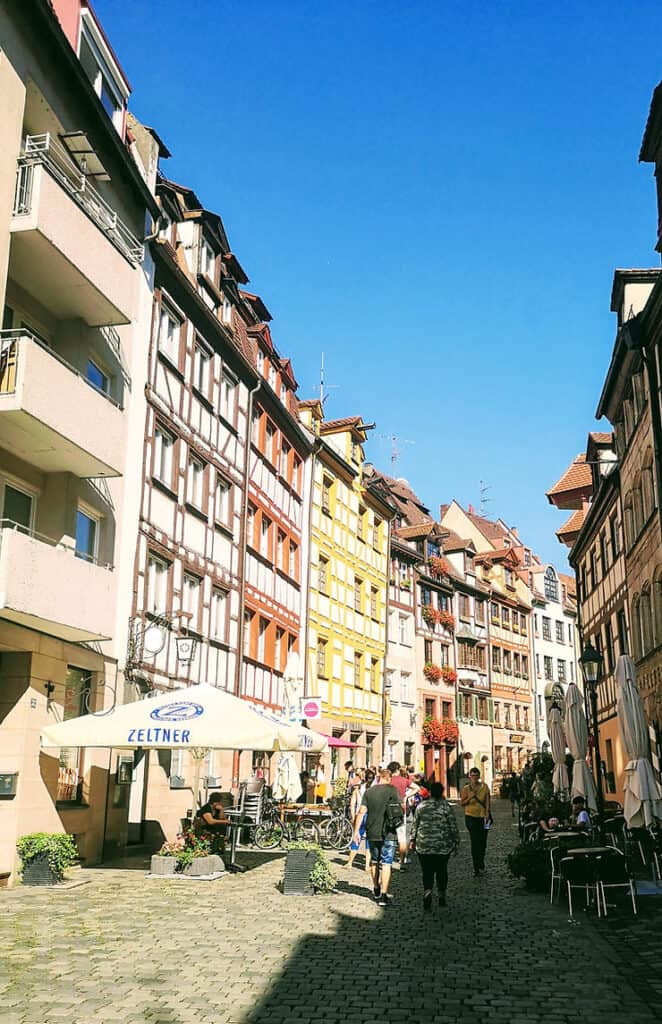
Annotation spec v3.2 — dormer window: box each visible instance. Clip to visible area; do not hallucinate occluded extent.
[256,350,265,374]
[199,238,215,279]
[280,382,287,402]
[78,11,128,135]
[221,295,233,326]
[268,363,277,389]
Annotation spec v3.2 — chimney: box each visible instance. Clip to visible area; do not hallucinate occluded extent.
[468,504,475,514]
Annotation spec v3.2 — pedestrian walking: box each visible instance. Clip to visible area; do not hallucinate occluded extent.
[460,767,492,876]
[387,761,411,871]
[352,767,403,906]
[347,769,374,870]
[509,772,521,817]
[409,781,459,911]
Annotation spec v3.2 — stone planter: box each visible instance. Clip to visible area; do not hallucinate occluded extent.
[183,854,224,876]
[282,849,317,895]
[22,852,60,886]
[150,855,178,876]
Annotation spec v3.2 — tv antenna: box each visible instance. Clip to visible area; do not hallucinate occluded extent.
[380,433,415,468]
[316,352,339,406]
[479,480,492,516]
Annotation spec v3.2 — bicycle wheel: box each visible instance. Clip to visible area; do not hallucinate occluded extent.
[292,816,319,843]
[254,819,284,849]
[326,816,353,851]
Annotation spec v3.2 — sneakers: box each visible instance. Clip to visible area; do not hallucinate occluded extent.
[373,884,381,899]
[377,894,390,907]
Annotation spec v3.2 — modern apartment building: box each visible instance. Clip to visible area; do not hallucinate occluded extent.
[299,403,393,775]
[0,0,157,882]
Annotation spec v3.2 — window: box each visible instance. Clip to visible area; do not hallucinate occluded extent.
[158,304,181,364]
[501,606,510,627]
[280,382,287,403]
[589,549,597,589]
[154,425,175,486]
[522,655,529,679]
[370,659,378,691]
[256,349,265,374]
[492,646,501,671]
[424,639,433,663]
[604,620,615,673]
[398,615,408,645]
[220,372,236,423]
[370,588,378,620]
[221,295,233,326]
[439,645,449,667]
[257,617,268,663]
[478,697,488,721]
[260,515,272,559]
[210,588,227,640]
[421,587,432,607]
[544,567,558,601]
[523,707,529,731]
[288,542,298,580]
[568,622,573,644]
[265,422,276,463]
[244,609,254,657]
[424,698,436,719]
[504,704,512,728]
[280,441,291,480]
[611,513,621,557]
[75,508,98,562]
[462,694,473,719]
[459,594,470,619]
[495,746,503,771]
[246,505,256,548]
[503,650,512,675]
[147,554,169,614]
[373,518,381,549]
[78,20,126,131]
[199,238,215,278]
[354,577,363,613]
[318,555,329,593]
[322,476,332,514]
[617,607,629,655]
[358,505,367,542]
[293,456,302,495]
[555,621,564,643]
[491,602,499,622]
[401,673,410,702]
[317,637,328,677]
[494,702,501,724]
[505,568,514,588]
[86,358,110,395]
[600,530,609,575]
[56,666,91,802]
[544,656,553,681]
[542,617,551,641]
[193,345,210,396]
[274,628,284,672]
[3,482,33,530]
[515,705,521,729]
[513,653,521,677]
[182,573,201,630]
[215,476,231,527]
[276,530,285,571]
[475,600,485,625]
[186,456,205,509]
[251,409,261,447]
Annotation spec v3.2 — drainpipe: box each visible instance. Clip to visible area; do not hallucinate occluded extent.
[235,377,262,698]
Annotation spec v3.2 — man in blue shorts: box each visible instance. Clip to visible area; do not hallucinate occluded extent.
[353,767,401,906]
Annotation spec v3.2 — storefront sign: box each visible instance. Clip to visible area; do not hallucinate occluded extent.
[509,733,525,744]
[300,697,322,720]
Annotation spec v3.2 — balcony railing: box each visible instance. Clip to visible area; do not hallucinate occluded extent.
[0,329,121,409]
[13,133,143,265]
[0,518,113,570]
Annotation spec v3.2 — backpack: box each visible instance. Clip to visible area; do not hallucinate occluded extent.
[382,788,405,838]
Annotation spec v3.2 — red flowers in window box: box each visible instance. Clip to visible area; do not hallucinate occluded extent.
[428,555,452,579]
[438,610,456,632]
[440,666,457,685]
[421,604,439,627]
[422,716,459,746]
[423,662,443,683]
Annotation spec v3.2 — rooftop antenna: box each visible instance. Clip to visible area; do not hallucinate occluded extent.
[380,433,415,468]
[479,480,492,516]
[317,352,339,406]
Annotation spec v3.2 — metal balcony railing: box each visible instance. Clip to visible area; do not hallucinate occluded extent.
[13,133,144,265]
[0,328,122,409]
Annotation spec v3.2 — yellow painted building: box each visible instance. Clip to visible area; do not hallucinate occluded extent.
[298,402,393,778]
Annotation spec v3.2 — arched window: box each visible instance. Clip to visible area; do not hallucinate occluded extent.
[641,586,653,655]
[642,449,655,520]
[623,494,634,550]
[653,569,662,649]
[631,595,642,661]
[544,566,558,602]
[633,477,644,538]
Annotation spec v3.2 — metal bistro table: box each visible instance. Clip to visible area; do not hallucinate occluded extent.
[566,846,614,857]
[223,809,247,873]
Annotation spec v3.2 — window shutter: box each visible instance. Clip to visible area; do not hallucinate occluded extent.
[455,693,463,719]
[487,698,495,723]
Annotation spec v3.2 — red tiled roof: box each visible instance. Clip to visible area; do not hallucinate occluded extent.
[440,528,472,552]
[396,523,435,539]
[556,508,587,540]
[546,455,592,498]
[466,511,510,544]
[559,572,577,597]
[589,432,613,444]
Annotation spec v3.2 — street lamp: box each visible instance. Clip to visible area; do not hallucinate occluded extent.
[578,642,605,838]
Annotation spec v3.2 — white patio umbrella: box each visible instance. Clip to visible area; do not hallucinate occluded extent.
[272,752,302,803]
[282,651,304,724]
[616,654,662,828]
[564,682,597,812]
[41,682,327,753]
[548,704,568,795]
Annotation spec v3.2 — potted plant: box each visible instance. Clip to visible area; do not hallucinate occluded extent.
[422,716,459,746]
[428,555,452,579]
[438,610,456,632]
[423,662,443,683]
[421,604,438,628]
[440,666,457,685]
[178,832,224,876]
[283,840,336,896]
[400,578,412,591]
[151,838,183,876]
[17,832,78,886]
[507,840,550,892]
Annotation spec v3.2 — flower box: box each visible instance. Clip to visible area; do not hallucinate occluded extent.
[423,662,443,683]
[183,854,225,876]
[422,716,459,746]
[150,855,177,876]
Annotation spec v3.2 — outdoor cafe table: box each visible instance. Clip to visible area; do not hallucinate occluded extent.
[565,846,614,857]
[543,831,585,841]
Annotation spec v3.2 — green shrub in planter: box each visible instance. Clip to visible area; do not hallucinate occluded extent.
[17,832,78,884]
[506,840,550,892]
[285,840,336,894]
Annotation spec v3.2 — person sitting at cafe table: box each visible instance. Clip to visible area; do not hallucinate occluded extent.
[571,796,591,829]
[194,792,230,837]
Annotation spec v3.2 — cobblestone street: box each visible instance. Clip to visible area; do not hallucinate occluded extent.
[1,801,660,1024]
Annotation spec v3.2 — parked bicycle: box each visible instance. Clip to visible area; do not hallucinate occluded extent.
[253,797,320,849]
[319,797,353,851]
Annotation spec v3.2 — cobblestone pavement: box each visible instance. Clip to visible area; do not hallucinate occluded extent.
[1,801,660,1024]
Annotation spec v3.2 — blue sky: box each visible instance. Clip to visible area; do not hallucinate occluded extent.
[97,0,662,566]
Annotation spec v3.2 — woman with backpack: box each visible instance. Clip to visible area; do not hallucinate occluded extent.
[409,781,459,910]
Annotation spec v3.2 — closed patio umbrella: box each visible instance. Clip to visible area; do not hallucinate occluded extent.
[548,704,568,795]
[564,682,597,812]
[41,682,328,753]
[272,752,302,803]
[616,654,662,828]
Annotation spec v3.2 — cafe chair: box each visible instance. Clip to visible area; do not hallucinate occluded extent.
[625,825,652,867]
[560,855,601,919]
[603,815,626,851]
[595,849,637,917]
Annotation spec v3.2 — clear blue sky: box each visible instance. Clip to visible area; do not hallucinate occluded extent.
[97,0,662,567]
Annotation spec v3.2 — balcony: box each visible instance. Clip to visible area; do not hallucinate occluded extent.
[10,134,142,326]
[0,330,124,477]
[0,521,114,643]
